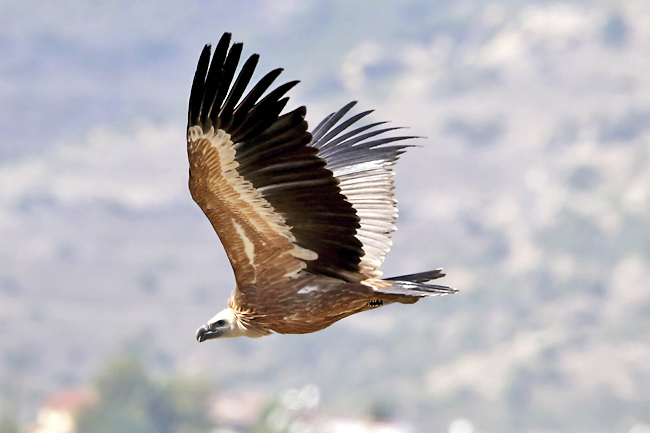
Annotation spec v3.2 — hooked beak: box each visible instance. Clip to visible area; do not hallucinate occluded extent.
[195,324,223,342]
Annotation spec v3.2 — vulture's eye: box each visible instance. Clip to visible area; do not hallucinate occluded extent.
[215,319,227,327]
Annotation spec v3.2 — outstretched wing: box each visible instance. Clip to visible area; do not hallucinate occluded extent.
[311,102,416,278]
[187,33,366,308]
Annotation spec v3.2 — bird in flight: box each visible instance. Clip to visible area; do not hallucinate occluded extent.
[189,33,457,341]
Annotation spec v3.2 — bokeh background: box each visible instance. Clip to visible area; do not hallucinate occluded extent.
[1,0,650,432]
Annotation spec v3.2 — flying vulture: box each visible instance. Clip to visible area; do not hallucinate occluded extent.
[190,33,457,341]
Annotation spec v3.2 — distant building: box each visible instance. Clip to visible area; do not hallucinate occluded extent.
[265,385,415,433]
[211,385,415,433]
[27,388,97,433]
[210,389,266,432]
[315,416,415,433]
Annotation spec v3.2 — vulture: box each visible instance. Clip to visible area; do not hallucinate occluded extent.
[189,33,457,341]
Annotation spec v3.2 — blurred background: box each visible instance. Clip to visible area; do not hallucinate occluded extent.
[1,0,649,432]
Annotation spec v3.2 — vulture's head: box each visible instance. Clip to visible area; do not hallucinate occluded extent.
[195,307,264,341]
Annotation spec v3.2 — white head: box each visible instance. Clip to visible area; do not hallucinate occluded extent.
[195,307,262,341]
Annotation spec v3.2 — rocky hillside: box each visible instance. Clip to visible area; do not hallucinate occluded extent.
[1,1,649,432]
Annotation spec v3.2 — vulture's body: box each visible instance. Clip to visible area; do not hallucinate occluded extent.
[189,33,456,341]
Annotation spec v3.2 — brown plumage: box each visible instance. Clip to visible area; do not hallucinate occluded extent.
[189,33,457,341]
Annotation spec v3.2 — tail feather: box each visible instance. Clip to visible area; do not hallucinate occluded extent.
[384,269,446,283]
[378,269,457,298]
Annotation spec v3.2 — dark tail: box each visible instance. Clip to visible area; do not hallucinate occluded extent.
[384,269,446,283]
[378,269,457,297]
